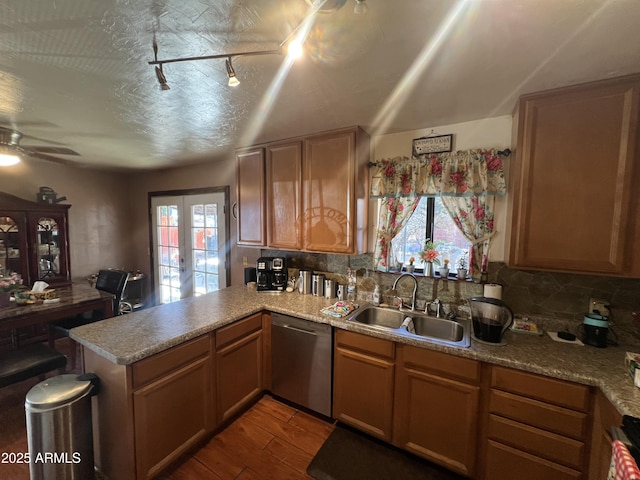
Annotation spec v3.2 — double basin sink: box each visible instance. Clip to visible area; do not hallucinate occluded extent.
[345,304,471,348]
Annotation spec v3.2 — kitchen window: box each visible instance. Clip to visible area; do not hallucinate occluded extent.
[392,196,470,271]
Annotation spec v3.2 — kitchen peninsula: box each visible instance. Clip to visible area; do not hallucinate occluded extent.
[73,286,640,480]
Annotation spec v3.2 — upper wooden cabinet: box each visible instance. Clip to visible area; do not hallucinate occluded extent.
[0,191,71,287]
[236,148,266,247]
[266,141,303,250]
[236,126,370,254]
[508,74,640,277]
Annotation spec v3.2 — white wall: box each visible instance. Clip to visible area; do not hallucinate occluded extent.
[370,115,513,261]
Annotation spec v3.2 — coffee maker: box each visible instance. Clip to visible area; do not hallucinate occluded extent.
[469,296,513,345]
[256,257,288,292]
[581,313,610,348]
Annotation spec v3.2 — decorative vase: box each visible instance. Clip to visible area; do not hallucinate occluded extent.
[457,268,468,280]
[0,291,11,308]
[423,262,433,277]
[406,265,415,273]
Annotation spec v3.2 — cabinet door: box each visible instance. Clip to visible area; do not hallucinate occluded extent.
[333,336,395,441]
[216,316,264,423]
[303,129,356,253]
[133,356,214,479]
[0,213,28,284]
[509,75,640,276]
[589,390,623,480]
[394,363,480,477]
[28,211,71,286]
[266,141,302,249]
[236,147,266,246]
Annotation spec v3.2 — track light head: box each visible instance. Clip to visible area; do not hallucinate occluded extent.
[155,65,170,90]
[226,57,240,87]
[354,0,368,14]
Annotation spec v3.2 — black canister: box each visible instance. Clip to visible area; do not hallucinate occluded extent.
[244,267,257,285]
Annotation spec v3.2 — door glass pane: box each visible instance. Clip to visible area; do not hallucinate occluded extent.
[157,205,181,304]
[191,203,220,297]
[36,217,60,279]
[0,216,20,277]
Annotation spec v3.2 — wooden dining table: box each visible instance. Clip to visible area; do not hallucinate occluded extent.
[0,283,114,349]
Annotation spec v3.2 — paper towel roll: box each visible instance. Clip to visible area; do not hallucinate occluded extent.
[483,283,503,300]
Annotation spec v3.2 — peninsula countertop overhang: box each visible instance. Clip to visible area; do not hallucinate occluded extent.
[70,285,640,418]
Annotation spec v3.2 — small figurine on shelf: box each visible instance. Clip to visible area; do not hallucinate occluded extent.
[457,251,468,280]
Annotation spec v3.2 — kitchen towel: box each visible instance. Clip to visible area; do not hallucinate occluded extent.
[608,440,640,480]
[321,301,359,318]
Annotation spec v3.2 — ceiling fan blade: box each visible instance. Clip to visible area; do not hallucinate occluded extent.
[24,146,80,156]
[25,151,78,166]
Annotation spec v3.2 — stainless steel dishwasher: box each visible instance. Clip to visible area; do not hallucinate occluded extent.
[271,313,333,417]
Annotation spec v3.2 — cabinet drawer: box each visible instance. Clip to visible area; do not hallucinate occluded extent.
[215,313,263,350]
[488,414,585,470]
[492,366,590,412]
[490,390,588,440]
[132,335,211,390]
[400,344,479,383]
[485,440,582,480]
[335,329,394,359]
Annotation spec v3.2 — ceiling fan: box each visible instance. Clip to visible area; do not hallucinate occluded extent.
[0,126,80,166]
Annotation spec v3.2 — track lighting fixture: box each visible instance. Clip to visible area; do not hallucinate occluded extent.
[149,44,281,90]
[225,57,240,87]
[155,65,170,90]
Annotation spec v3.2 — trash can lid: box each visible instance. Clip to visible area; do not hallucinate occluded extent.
[25,373,98,409]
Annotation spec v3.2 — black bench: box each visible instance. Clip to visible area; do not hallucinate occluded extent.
[0,343,67,388]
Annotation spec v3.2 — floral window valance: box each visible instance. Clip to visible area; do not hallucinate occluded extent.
[370,149,508,198]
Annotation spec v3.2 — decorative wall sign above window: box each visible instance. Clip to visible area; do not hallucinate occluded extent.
[412,134,453,155]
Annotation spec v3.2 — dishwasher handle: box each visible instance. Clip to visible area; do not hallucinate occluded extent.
[277,323,320,336]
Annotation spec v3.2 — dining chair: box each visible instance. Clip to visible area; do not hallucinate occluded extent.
[48,269,129,370]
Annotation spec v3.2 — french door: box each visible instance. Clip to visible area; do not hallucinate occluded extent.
[151,192,227,304]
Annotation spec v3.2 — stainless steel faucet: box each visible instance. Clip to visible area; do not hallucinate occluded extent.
[425,298,443,318]
[392,273,418,311]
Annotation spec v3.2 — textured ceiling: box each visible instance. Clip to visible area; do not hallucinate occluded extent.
[0,0,639,170]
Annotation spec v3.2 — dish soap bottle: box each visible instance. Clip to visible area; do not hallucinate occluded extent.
[373,284,381,306]
[347,268,357,302]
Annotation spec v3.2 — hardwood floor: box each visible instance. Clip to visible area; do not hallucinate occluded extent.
[160,396,335,480]
[0,341,335,480]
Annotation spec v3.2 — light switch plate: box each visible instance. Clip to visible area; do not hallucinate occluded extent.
[589,298,610,317]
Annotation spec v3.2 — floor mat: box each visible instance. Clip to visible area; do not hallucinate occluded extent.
[307,424,466,480]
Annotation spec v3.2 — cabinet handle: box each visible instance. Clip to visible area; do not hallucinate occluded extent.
[232,202,238,220]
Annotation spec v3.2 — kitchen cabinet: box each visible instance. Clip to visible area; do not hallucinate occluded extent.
[508,74,640,277]
[333,329,395,441]
[588,390,622,480]
[266,141,303,250]
[303,127,370,254]
[236,147,266,247]
[133,335,215,479]
[84,334,215,480]
[215,312,265,423]
[482,365,591,479]
[235,126,370,254]
[393,345,480,477]
[0,191,71,287]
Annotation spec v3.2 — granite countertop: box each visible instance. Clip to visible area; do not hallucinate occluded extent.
[71,285,640,417]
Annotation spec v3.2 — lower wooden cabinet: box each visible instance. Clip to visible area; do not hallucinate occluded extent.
[483,365,591,479]
[215,312,265,423]
[393,345,480,477]
[589,390,623,480]
[333,329,395,441]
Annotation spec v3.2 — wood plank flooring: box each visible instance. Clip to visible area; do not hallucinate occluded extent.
[160,396,335,480]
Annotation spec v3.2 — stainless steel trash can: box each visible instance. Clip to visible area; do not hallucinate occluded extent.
[25,373,100,480]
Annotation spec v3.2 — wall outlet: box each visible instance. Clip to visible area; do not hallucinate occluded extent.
[589,298,610,317]
[242,256,248,266]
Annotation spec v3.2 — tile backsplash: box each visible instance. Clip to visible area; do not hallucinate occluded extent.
[265,250,640,342]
